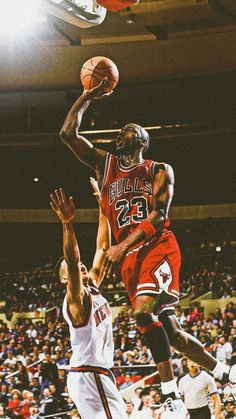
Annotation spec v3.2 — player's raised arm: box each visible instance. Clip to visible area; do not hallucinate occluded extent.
[104,163,174,272]
[89,177,111,286]
[60,79,109,174]
[50,188,88,324]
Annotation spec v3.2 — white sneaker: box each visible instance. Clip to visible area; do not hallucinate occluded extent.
[160,397,190,418]
[49,0,107,27]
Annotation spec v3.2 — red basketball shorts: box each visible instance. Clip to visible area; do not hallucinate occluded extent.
[120,230,181,314]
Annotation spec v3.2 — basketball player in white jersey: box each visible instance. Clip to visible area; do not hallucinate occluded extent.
[50,180,127,419]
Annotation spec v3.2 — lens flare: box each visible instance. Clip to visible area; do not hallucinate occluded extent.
[0,0,44,40]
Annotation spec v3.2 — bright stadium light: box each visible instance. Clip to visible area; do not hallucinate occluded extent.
[0,0,44,39]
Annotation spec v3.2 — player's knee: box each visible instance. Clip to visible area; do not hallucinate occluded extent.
[134,310,153,327]
[171,329,188,351]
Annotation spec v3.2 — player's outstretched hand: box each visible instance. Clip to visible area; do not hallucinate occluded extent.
[83,78,113,100]
[103,243,126,279]
[50,188,76,223]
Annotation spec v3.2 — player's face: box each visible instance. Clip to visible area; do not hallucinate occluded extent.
[116,123,143,153]
[59,260,89,285]
[187,360,199,375]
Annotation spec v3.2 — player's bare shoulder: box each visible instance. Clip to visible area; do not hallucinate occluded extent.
[153,162,175,185]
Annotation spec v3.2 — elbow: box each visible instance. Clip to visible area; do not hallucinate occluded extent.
[60,129,72,145]
[60,129,68,144]
[152,209,165,228]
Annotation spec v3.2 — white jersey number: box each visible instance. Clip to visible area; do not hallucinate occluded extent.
[115,196,148,228]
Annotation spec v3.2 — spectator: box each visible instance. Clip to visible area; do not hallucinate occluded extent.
[119,374,133,390]
[64,395,75,412]
[138,346,152,364]
[189,305,202,324]
[125,401,140,418]
[137,393,153,419]
[7,390,22,418]
[3,354,17,369]
[41,355,59,389]
[28,403,39,419]
[0,385,9,407]
[38,388,56,416]
[120,337,132,352]
[131,387,142,411]
[15,364,29,391]
[28,380,40,401]
[25,327,37,341]
[18,391,34,419]
[139,353,151,377]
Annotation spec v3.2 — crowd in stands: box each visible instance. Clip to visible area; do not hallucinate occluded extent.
[180,250,235,300]
[0,299,235,418]
[1,237,235,318]
[0,265,63,320]
[0,219,235,417]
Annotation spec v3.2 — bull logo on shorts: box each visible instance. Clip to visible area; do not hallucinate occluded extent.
[159,269,170,283]
[154,260,172,292]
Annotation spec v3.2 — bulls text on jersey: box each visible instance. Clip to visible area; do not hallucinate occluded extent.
[109,177,152,205]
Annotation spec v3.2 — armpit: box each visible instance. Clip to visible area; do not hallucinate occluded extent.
[153,162,169,175]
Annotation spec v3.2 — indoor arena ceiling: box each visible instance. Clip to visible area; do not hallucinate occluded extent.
[0,0,236,91]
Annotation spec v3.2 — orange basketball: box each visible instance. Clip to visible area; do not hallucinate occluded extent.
[80,56,119,93]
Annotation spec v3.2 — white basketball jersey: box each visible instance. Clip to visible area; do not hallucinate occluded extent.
[63,281,114,369]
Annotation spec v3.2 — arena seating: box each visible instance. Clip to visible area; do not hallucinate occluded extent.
[0,297,235,417]
[0,219,235,417]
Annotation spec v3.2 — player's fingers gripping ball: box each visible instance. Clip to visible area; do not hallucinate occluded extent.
[80,56,119,93]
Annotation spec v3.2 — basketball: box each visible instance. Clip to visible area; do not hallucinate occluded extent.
[80,56,119,93]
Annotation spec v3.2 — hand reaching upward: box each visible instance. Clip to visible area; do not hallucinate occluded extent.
[83,78,113,100]
[50,188,76,223]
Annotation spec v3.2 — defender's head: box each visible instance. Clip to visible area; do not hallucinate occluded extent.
[116,123,149,155]
[55,257,89,286]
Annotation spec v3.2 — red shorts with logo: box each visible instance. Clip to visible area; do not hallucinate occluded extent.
[120,230,181,314]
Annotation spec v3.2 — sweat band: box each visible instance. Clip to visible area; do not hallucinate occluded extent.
[138,220,157,241]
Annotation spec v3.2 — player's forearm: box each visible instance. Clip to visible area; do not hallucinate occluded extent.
[146,208,166,230]
[119,209,165,252]
[212,394,221,417]
[96,207,111,251]
[63,222,80,264]
[60,92,91,142]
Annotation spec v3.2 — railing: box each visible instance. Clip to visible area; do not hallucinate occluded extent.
[38,412,71,418]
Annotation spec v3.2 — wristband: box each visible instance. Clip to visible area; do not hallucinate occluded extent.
[138,220,157,241]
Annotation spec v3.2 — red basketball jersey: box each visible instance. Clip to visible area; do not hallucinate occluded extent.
[101,153,170,243]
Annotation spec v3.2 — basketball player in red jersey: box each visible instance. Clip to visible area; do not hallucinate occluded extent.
[60,79,236,413]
